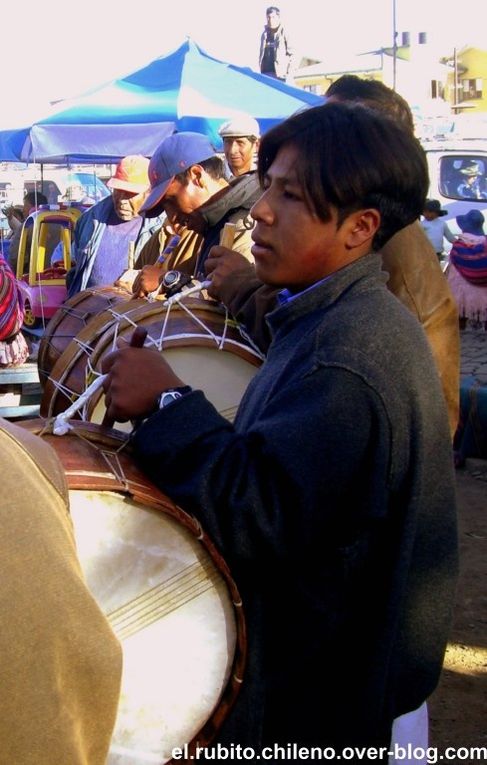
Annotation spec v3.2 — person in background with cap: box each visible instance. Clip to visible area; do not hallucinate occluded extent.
[131,132,260,298]
[218,116,260,179]
[420,199,456,261]
[446,209,487,330]
[67,155,164,297]
[259,6,294,82]
[456,160,487,200]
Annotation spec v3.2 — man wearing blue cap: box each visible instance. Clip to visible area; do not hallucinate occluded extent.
[132,131,261,296]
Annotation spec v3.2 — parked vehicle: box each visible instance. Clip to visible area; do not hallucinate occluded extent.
[16,206,82,328]
[424,140,487,235]
[0,168,110,206]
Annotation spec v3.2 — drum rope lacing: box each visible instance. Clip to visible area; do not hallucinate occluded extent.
[47,282,263,417]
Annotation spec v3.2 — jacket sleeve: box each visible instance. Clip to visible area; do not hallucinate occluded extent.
[216,266,278,353]
[380,221,460,437]
[132,368,383,567]
[67,211,92,297]
[283,27,295,72]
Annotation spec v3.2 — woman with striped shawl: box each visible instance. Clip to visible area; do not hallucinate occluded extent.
[0,254,29,366]
[447,209,487,329]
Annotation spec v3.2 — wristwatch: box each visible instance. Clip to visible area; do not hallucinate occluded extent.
[157,386,192,410]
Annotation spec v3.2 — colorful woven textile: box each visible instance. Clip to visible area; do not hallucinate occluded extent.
[0,254,24,341]
[449,234,487,285]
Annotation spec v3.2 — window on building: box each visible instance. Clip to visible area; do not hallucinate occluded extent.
[431,80,445,99]
[303,84,322,95]
[458,78,483,102]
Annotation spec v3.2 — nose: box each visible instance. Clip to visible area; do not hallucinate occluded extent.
[251,188,273,224]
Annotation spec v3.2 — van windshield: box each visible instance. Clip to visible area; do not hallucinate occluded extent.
[439,155,487,202]
[23,173,109,205]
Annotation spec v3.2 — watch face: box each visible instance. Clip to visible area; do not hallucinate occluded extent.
[158,386,191,410]
[162,270,180,288]
[159,390,182,409]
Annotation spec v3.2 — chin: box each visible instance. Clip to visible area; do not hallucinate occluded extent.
[255,264,285,288]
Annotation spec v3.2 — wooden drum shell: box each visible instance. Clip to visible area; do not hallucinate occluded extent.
[19,419,246,764]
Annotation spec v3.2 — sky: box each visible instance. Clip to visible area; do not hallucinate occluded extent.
[3,0,486,127]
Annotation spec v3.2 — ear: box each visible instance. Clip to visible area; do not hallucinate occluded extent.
[188,164,205,188]
[344,209,380,250]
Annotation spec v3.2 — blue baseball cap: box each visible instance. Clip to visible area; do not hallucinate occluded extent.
[141,132,216,212]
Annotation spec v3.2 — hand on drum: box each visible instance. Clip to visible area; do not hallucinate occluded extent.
[205,247,254,301]
[131,265,164,298]
[101,327,186,422]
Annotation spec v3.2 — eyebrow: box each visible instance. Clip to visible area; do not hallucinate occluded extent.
[263,167,299,186]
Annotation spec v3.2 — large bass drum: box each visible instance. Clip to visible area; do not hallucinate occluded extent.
[37,286,131,387]
[20,419,246,764]
[41,297,264,428]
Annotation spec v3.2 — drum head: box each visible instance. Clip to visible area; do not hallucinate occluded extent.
[43,298,263,428]
[37,287,132,388]
[19,420,246,763]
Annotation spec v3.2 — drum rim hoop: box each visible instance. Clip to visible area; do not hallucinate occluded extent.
[18,417,247,756]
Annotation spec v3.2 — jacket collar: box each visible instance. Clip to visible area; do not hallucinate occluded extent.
[267,252,386,335]
[198,173,261,228]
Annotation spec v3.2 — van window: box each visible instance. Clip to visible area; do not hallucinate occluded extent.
[24,181,61,204]
[22,173,109,205]
[439,155,487,201]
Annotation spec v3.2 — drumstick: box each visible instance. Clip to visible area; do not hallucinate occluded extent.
[156,234,181,264]
[101,327,148,429]
[219,222,237,249]
[200,222,236,285]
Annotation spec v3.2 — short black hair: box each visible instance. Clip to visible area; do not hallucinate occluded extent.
[257,101,428,251]
[174,156,225,186]
[24,191,48,207]
[325,75,415,134]
[266,6,280,14]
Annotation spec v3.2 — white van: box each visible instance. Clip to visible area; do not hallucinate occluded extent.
[0,168,109,207]
[424,140,487,236]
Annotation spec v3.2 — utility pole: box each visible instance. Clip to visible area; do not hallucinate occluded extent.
[453,47,459,114]
[392,0,398,90]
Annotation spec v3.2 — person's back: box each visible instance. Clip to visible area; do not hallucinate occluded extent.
[0,418,121,763]
[206,76,461,437]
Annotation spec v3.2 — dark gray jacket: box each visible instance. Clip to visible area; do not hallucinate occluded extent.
[133,253,458,752]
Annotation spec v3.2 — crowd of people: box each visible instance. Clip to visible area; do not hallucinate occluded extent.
[0,68,471,763]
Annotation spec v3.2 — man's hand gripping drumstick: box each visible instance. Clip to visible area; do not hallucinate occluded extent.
[102,224,238,424]
[101,326,186,425]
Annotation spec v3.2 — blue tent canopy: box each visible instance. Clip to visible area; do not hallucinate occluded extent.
[0,39,324,163]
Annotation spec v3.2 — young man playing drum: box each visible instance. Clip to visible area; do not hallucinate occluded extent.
[102,102,458,758]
